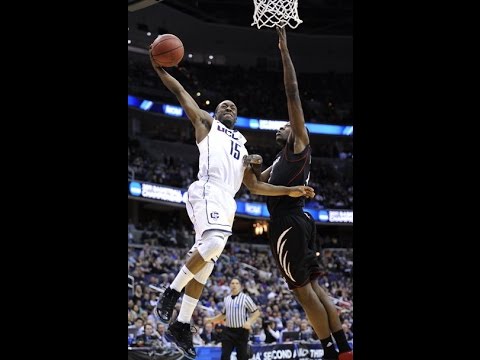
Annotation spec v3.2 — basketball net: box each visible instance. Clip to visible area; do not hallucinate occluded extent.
[251,0,303,29]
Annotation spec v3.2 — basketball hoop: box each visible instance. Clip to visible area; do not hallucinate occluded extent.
[251,0,303,29]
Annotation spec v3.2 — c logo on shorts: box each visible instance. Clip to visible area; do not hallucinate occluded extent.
[210,211,220,220]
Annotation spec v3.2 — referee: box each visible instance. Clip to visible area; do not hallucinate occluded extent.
[205,278,261,360]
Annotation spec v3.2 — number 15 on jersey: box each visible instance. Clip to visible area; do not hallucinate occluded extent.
[230,140,240,160]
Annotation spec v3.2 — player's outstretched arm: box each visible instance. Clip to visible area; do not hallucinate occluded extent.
[277,27,309,150]
[243,167,314,198]
[149,49,213,131]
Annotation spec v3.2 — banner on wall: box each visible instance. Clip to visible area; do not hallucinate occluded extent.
[128,342,352,360]
[128,181,352,225]
[250,342,324,360]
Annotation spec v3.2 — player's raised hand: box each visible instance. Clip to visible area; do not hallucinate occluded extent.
[276,26,288,51]
[287,186,315,198]
[148,48,165,72]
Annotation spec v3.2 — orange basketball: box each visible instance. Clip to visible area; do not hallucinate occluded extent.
[150,34,184,67]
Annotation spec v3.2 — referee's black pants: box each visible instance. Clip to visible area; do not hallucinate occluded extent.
[221,327,250,360]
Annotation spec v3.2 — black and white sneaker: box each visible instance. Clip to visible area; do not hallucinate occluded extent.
[165,321,196,360]
[154,287,181,324]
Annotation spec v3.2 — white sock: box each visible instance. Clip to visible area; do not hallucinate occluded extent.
[177,294,198,324]
[170,265,194,293]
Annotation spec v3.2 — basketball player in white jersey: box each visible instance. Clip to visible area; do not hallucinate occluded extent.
[148,51,314,359]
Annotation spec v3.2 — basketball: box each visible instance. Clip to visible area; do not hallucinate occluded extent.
[150,34,184,67]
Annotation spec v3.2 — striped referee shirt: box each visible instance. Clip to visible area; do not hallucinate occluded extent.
[222,292,258,328]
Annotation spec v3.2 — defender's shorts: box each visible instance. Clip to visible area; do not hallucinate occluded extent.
[268,211,322,289]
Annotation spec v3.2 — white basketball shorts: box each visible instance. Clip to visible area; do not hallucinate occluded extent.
[186,179,237,241]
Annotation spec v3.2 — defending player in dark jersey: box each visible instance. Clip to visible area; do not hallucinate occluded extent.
[257,27,353,360]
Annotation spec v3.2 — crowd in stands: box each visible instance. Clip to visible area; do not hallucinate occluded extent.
[128,138,195,189]
[128,227,353,349]
[128,52,353,125]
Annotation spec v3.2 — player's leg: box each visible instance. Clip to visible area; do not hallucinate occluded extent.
[311,280,342,331]
[165,230,229,358]
[307,206,352,358]
[156,182,230,324]
[173,229,228,322]
[154,243,205,324]
[306,210,342,332]
[155,235,223,321]
[163,184,232,357]
[163,274,209,360]
[176,260,214,323]
[292,284,339,360]
[270,213,338,359]
[311,280,353,357]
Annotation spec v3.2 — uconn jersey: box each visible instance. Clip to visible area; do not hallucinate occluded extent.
[197,120,248,194]
[186,120,249,240]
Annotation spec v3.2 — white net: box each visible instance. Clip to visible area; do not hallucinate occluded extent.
[251,0,303,29]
